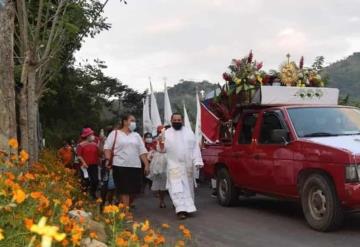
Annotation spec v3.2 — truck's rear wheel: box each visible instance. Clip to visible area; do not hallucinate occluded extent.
[301,173,344,231]
[217,168,238,206]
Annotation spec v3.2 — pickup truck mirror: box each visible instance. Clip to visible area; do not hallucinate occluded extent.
[271,129,290,144]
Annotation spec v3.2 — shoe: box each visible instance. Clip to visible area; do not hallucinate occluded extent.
[211,191,217,198]
[177,212,187,220]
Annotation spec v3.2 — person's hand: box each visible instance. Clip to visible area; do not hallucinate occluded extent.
[81,163,88,169]
[105,159,112,170]
[144,164,150,176]
[195,163,203,169]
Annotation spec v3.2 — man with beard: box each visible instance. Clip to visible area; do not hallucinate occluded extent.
[164,113,204,220]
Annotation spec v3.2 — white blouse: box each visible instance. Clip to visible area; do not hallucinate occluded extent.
[104,130,148,168]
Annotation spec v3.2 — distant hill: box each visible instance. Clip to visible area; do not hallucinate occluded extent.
[155,80,217,125]
[325,52,360,102]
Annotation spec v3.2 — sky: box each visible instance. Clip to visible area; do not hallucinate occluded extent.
[75,0,360,92]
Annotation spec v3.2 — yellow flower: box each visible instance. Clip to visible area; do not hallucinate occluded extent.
[0,228,4,241]
[8,138,18,149]
[141,220,150,232]
[30,217,66,247]
[161,223,170,229]
[19,150,29,162]
[119,212,126,220]
[132,222,140,232]
[12,188,26,204]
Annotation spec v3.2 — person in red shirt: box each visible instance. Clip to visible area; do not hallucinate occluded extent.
[77,128,100,200]
[57,140,73,168]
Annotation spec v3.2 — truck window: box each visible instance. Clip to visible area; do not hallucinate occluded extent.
[238,113,258,144]
[259,111,287,144]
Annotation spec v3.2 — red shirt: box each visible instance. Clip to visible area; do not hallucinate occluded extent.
[76,142,99,165]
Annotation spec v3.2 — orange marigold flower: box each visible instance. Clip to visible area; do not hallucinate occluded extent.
[161,223,170,229]
[103,205,119,214]
[4,172,15,180]
[65,198,72,208]
[19,150,29,162]
[8,138,18,149]
[61,239,69,246]
[154,234,165,245]
[179,224,185,231]
[116,236,128,246]
[24,218,34,230]
[31,191,43,199]
[144,234,154,244]
[183,228,191,239]
[130,234,139,242]
[59,215,71,225]
[176,240,185,247]
[24,172,35,180]
[89,231,98,239]
[12,188,26,204]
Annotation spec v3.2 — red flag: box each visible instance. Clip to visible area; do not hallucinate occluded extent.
[201,103,220,143]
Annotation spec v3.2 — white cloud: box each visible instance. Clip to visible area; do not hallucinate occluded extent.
[75,0,360,92]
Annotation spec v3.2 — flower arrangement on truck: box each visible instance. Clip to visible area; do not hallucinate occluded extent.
[200,51,360,232]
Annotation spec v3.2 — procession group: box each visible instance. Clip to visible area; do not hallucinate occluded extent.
[58,113,204,220]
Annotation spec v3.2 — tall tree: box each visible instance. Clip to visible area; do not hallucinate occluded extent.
[0,0,17,152]
[14,0,112,162]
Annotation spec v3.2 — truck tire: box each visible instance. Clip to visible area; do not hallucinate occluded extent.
[301,173,344,231]
[217,168,238,206]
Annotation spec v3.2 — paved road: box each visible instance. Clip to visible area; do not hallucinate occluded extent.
[134,184,360,247]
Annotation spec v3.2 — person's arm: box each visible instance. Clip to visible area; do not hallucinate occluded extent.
[138,134,150,175]
[76,145,88,168]
[103,131,115,168]
[140,153,150,175]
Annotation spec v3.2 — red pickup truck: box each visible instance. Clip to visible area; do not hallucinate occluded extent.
[202,104,360,231]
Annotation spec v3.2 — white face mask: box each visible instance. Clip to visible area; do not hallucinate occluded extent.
[129,122,136,131]
[145,138,153,144]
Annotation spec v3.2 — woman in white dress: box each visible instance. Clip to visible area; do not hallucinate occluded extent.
[148,125,168,208]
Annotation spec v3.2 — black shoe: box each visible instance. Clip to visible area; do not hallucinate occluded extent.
[177,212,187,220]
[211,190,217,198]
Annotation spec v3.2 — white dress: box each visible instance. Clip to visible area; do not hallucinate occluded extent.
[148,142,167,191]
[165,127,204,214]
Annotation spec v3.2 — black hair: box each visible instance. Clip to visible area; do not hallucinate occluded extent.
[171,112,183,120]
[144,132,152,138]
[120,114,135,128]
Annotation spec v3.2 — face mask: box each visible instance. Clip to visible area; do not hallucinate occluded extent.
[145,138,153,144]
[87,135,95,142]
[129,122,137,131]
[172,122,182,130]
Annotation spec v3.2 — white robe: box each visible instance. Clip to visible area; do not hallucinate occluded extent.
[165,127,204,213]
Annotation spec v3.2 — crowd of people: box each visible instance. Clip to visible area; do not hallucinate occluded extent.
[57,113,204,220]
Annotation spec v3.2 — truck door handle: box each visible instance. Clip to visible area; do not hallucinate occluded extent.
[233,151,244,158]
[253,153,265,160]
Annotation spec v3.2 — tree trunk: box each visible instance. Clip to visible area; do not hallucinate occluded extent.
[0,0,16,152]
[27,68,38,163]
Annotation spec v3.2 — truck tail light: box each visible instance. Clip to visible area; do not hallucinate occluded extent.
[345,164,360,183]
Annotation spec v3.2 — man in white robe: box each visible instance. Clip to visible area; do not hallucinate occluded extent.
[164,113,204,219]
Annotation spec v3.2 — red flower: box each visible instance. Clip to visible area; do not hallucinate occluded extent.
[256,62,263,70]
[299,56,304,69]
[235,59,242,68]
[222,72,232,81]
[247,50,253,63]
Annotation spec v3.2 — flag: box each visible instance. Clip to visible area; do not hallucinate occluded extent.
[201,103,220,143]
[150,82,162,135]
[142,95,152,134]
[164,82,172,126]
[195,92,202,145]
[183,103,193,132]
